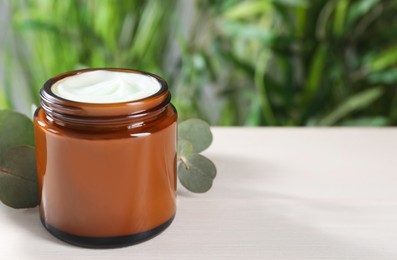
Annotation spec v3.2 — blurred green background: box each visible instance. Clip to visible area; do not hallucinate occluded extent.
[1,0,397,126]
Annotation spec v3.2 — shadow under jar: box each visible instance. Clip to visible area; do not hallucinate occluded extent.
[34,68,177,248]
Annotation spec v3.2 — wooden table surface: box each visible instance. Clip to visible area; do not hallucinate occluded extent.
[1,128,397,259]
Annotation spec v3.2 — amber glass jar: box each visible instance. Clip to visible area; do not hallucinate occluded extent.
[34,68,177,248]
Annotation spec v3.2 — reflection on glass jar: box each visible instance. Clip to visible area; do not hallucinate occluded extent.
[34,68,177,248]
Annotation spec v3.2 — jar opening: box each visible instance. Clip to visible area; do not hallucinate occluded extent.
[39,68,171,125]
[51,70,162,104]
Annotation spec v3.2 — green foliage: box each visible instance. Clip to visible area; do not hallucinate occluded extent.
[2,0,397,125]
[0,89,7,109]
[178,0,397,125]
[178,154,217,193]
[177,139,193,158]
[177,119,216,193]
[0,110,35,160]
[178,119,212,153]
[0,110,37,208]
[4,0,176,105]
[0,146,38,208]
[318,87,383,126]
[0,110,216,208]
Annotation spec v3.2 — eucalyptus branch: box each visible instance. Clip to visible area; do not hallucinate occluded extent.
[0,110,217,209]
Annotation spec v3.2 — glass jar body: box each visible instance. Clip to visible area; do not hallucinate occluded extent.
[34,69,177,248]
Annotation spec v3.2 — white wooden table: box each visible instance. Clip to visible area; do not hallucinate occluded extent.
[1,128,397,259]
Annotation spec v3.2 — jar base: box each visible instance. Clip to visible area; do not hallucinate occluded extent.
[40,214,175,248]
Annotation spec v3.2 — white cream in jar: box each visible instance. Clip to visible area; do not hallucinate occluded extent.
[51,70,161,104]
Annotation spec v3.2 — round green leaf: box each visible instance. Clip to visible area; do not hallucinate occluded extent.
[178,138,193,157]
[0,110,35,164]
[0,146,38,208]
[178,119,212,153]
[178,154,217,193]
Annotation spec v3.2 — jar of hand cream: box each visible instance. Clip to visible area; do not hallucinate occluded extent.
[34,68,177,248]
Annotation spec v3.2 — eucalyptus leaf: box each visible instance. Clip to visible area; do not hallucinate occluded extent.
[178,154,216,193]
[0,110,35,163]
[178,139,193,157]
[0,146,38,208]
[178,119,212,153]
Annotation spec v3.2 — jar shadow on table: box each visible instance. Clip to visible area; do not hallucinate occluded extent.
[2,206,70,247]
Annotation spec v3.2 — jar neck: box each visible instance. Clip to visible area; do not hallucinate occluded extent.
[40,68,171,129]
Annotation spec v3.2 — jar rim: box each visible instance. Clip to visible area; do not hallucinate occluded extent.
[40,68,171,120]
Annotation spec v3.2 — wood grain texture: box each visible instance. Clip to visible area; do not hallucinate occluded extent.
[1,128,397,259]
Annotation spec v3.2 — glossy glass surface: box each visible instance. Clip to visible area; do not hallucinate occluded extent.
[34,68,177,247]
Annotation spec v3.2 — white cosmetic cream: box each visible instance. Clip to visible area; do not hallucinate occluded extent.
[51,70,161,104]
